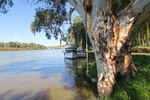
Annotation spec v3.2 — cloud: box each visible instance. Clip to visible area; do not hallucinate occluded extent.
[13,36,22,41]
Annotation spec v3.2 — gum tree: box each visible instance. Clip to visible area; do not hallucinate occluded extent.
[66,0,150,97]
[1,0,150,97]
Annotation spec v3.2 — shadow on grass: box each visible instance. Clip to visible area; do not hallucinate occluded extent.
[105,54,150,100]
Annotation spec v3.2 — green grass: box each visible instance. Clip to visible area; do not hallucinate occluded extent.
[132,46,150,49]
[89,53,150,100]
[107,53,150,100]
[108,53,150,100]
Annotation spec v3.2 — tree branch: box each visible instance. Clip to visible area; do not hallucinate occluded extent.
[67,0,79,13]
[68,8,75,24]
[118,0,150,26]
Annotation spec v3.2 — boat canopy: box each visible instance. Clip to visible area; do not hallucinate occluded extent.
[65,44,77,50]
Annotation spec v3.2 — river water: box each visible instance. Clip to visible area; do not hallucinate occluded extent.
[0,49,97,100]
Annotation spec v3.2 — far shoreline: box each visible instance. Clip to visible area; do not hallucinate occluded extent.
[0,47,47,51]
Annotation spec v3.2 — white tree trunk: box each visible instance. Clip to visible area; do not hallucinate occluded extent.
[68,0,150,97]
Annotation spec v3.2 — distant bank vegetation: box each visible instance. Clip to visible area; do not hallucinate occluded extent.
[48,45,65,49]
[0,42,47,51]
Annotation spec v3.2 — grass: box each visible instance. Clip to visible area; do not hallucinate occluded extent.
[132,46,150,49]
[107,53,150,100]
[88,53,150,100]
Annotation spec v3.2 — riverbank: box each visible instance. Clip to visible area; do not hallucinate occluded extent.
[0,47,47,51]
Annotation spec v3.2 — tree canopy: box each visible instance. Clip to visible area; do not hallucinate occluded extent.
[0,0,68,39]
[30,0,68,40]
[0,0,13,14]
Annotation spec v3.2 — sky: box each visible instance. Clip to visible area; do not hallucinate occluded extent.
[0,1,78,46]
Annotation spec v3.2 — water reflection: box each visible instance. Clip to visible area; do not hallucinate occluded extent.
[0,50,97,100]
[64,58,98,100]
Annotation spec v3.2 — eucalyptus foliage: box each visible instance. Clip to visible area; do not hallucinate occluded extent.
[0,0,13,14]
[31,0,68,39]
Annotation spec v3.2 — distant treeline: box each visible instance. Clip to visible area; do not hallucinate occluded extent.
[48,45,65,49]
[0,42,47,50]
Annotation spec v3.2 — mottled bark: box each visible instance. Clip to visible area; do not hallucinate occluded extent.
[95,16,139,97]
[68,0,150,98]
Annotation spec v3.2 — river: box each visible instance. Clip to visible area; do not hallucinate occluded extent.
[0,49,97,100]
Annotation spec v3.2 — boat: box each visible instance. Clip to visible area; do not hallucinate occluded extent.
[64,45,78,59]
[77,49,86,58]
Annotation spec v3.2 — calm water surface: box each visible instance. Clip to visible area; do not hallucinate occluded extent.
[0,49,97,100]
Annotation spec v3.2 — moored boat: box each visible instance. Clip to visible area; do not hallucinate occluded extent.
[64,45,78,59]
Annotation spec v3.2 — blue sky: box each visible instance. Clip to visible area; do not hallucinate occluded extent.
[0,1,78,46]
